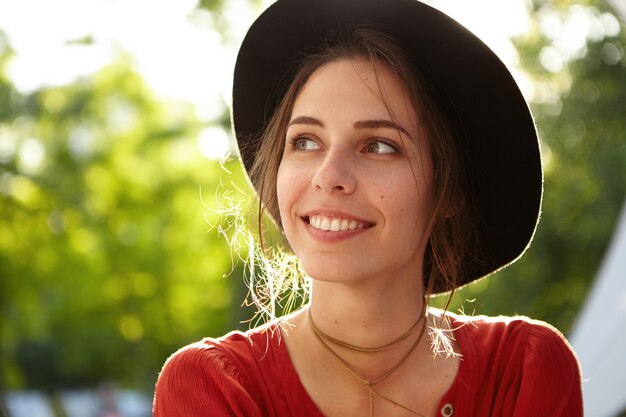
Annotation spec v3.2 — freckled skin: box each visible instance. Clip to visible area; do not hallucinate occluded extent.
[276,58,433,285]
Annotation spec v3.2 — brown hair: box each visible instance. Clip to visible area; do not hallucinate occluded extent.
[248,26,479,304]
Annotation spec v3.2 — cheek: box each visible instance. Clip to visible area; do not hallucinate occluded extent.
[276,165,289,217]
[377,171,431,219]
[276,163,300,222]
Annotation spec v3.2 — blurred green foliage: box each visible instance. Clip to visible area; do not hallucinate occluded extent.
[0,0,624,396]
[0,33,253,390]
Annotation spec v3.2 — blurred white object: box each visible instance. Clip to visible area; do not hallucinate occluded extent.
[4,391,55,417]
[3,388,151,417]
[570,200,626,417]
[58,390,100,417]
[116,390,152,417]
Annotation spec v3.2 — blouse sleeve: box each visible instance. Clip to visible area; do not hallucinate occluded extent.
[153,342,264,417]
[504,322,584,417]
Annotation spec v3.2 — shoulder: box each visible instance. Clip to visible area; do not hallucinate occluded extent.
[160,322,283,374]
[157,335,244,386]
[450,313,583,416]
[454,314,579,366]
[153,325,284,417]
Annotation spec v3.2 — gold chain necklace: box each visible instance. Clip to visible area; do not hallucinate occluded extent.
[307,309,428,417]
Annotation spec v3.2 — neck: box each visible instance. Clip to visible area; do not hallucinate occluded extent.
[301,276,431,400]
[308,271,426,349]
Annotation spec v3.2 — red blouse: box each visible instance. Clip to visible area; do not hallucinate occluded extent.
[153,314,583,417]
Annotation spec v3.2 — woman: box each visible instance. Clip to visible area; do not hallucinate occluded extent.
[153,0,583,416]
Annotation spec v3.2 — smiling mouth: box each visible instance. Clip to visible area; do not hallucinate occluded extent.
[306,215,371,232]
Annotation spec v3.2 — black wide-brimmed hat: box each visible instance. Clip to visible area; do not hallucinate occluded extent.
[232,0,543,292]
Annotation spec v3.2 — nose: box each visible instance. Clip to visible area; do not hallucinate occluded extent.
[311,150,356,194]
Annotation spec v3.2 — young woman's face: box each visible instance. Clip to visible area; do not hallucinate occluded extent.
[276,58,433,285]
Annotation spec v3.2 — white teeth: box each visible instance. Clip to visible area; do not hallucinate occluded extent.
[308,215,366,231]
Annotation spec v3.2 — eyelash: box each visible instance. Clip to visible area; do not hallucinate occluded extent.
[287,135,318,151]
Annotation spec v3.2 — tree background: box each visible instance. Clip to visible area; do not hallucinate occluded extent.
[0,0,624,404]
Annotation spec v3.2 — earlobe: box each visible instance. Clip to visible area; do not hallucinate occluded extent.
[444,208,456,219]
[442,195,464,219]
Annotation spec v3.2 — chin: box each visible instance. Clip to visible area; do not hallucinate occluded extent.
[300,257,382,285]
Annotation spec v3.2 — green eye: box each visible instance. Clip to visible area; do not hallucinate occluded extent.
[367,140,397,154]
[293,136,319,151]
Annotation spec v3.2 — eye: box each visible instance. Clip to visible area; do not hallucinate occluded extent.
[366,140,398,154]
[290,136,320,151]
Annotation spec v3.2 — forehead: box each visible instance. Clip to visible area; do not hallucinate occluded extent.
[291,58,419,131]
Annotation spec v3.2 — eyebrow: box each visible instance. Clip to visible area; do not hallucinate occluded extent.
[353,120,413,139]
[288,116,324,128]
[288,116,413,139]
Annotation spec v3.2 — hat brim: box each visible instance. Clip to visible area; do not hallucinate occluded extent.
[232,0,543,293]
